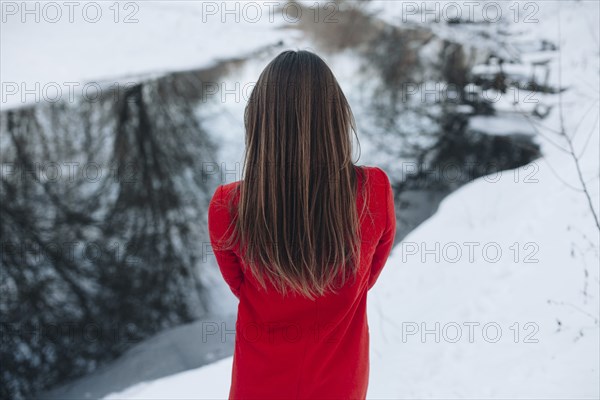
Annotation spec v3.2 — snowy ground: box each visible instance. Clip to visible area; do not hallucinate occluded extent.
[105,1,600,399]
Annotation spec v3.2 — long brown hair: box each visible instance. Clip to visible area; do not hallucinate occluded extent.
[224,50,368,300]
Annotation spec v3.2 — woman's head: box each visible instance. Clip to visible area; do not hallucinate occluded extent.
[244,50,357,168]
[228,49,366,299]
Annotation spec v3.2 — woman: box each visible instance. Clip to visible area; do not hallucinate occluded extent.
[208,50,396,400]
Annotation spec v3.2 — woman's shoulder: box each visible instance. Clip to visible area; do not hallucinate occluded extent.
[355,165,391,187]
[212,180,241,195]
[208,181,241,213]
[220,180,242,195]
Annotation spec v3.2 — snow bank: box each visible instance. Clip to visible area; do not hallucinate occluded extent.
[0,1,299,110]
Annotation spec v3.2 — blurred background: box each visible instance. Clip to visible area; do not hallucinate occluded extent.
[1,1,599,399]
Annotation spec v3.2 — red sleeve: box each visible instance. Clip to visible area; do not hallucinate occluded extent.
[367,168,396,290]
[208,185,244,299]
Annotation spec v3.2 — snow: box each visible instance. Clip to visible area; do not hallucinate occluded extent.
[468,114,537,136]
[0,1,299,110]
[104,1,600,398]
[104,357,233,400]
[472,62,533,77]
[367,162,599,398]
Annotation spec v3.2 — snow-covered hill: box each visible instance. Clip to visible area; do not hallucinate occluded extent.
[0,2,299,110]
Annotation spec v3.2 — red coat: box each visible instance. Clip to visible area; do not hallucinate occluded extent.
[208,166,396,400]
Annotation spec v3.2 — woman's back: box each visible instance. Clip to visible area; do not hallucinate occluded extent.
[208,165,396,399]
